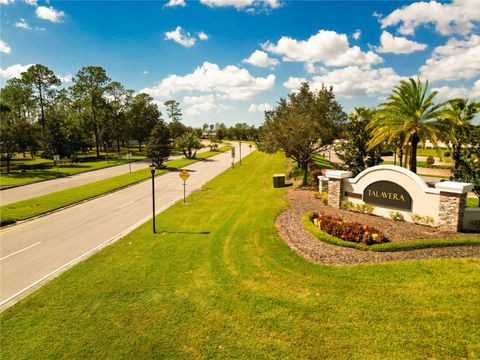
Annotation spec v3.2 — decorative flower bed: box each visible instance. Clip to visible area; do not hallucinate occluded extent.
[310,212,388,245]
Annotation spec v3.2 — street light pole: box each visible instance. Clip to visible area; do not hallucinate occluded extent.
[149,164,156,234]
[239,141,242,165]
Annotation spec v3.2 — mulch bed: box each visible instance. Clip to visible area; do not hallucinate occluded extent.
[276,188,480,265]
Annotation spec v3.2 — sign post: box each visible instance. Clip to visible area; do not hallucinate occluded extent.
[127,153,132,173]
[179,169,190,204]
[53,154,60,172]
[231,147,235,169]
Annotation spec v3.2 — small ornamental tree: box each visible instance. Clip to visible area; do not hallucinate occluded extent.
[176,131,203,159]
[146,121,172,168]
[451,124,480,204]
[259,82,346,185]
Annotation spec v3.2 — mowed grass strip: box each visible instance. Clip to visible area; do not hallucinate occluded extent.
[0,156,145,188]
[0,150,228,223]
[1,152,479,359]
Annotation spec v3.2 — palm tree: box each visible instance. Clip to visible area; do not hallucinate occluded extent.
[439,98,480,169]
[368,78,445,173]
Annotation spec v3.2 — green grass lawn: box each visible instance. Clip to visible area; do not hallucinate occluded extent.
[416,148,453,161]
[0,155,145,188]
[312,154,334,169]
[1,151,479,359]
[0,149,230,224]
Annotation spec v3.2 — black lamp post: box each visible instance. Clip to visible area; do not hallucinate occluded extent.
[239,141,242,165]
[149,164,156,234]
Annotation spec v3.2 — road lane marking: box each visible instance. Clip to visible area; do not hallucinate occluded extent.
[0,242,41,261]
[117,200,135,209]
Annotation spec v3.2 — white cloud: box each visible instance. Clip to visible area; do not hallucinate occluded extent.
[473,80,480,98]
[262,30,383,69]
[283,77,307,90]
[199,0,281,10]
[164,26,196,47]
[0,0,15,4]
[0,64,33,79]
[15,18,31,30]
[380,0,480,36]
[433,80,480,100]
[25,0,37,5]
[141,61,275,100]
[0,39,12,54]
[306,66,405,98]
[143,70,149,74]
[419,34,480,81]
[182,94,233,115]
[35,27,46,31]
[198,32,209,41]
[432,85,469,100]
[243,50,279,68]
[164,0,185,7]
[248,103,272,113]
[376,31,427,54]
[36,6,65,23]
[59,74,73,83]
[352,29,361,40]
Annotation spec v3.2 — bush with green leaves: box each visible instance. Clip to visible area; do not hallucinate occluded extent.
[410,214,435,226]
[389,211,404,221]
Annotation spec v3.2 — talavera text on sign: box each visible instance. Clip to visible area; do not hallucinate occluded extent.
[363,181,412,210]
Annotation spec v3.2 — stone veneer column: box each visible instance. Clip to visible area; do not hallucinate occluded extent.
[318,175,329,193]
[435,181,474,232]
[325,170,353,209]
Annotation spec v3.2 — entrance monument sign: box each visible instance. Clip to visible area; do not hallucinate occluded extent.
[320,165,476,231]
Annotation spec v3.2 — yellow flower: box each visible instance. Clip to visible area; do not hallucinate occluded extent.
[313,218,318,226]
[372,233,379,241]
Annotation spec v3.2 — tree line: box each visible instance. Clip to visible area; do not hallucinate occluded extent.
[0,64,260,172]
[259,79,479,201]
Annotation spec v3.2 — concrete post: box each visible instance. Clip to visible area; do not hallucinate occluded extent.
[435,181,473,231]
[325,170,353,208]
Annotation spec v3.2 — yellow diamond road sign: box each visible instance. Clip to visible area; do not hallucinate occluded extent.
[179,170,190,182]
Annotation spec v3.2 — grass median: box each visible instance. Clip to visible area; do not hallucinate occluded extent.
[1,151,479,358]
[0,149,230,225]
[0,155,145,188]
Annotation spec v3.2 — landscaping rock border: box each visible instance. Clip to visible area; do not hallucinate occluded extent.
[276,188,480,265]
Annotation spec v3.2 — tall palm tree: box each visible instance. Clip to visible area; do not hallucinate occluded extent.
[368,78,445,173]
[439,98,480,169]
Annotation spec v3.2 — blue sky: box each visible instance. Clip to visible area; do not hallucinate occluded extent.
[1,0,479,127]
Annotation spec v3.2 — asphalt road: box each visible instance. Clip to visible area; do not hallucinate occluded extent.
[0,144,250,309]
[0,148,211,206]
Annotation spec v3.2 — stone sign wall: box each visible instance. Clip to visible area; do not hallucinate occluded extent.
[320,165,477,232]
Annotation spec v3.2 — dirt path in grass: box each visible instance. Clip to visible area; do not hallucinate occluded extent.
[276,189,480,265]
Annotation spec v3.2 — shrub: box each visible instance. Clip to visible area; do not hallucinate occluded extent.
[444,151,451,157]
[0,217,16,227]
[355,203,374,214]
[411,214,435,226]
[311,212,387,245]
[322,191,328,205]
[341,200,374,214]
[341,200,354,210]
[389,211,403,221]
[426,156,435,165]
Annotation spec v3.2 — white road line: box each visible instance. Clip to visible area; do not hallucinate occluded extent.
[117,200,135,209]
[0,242,41,261]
